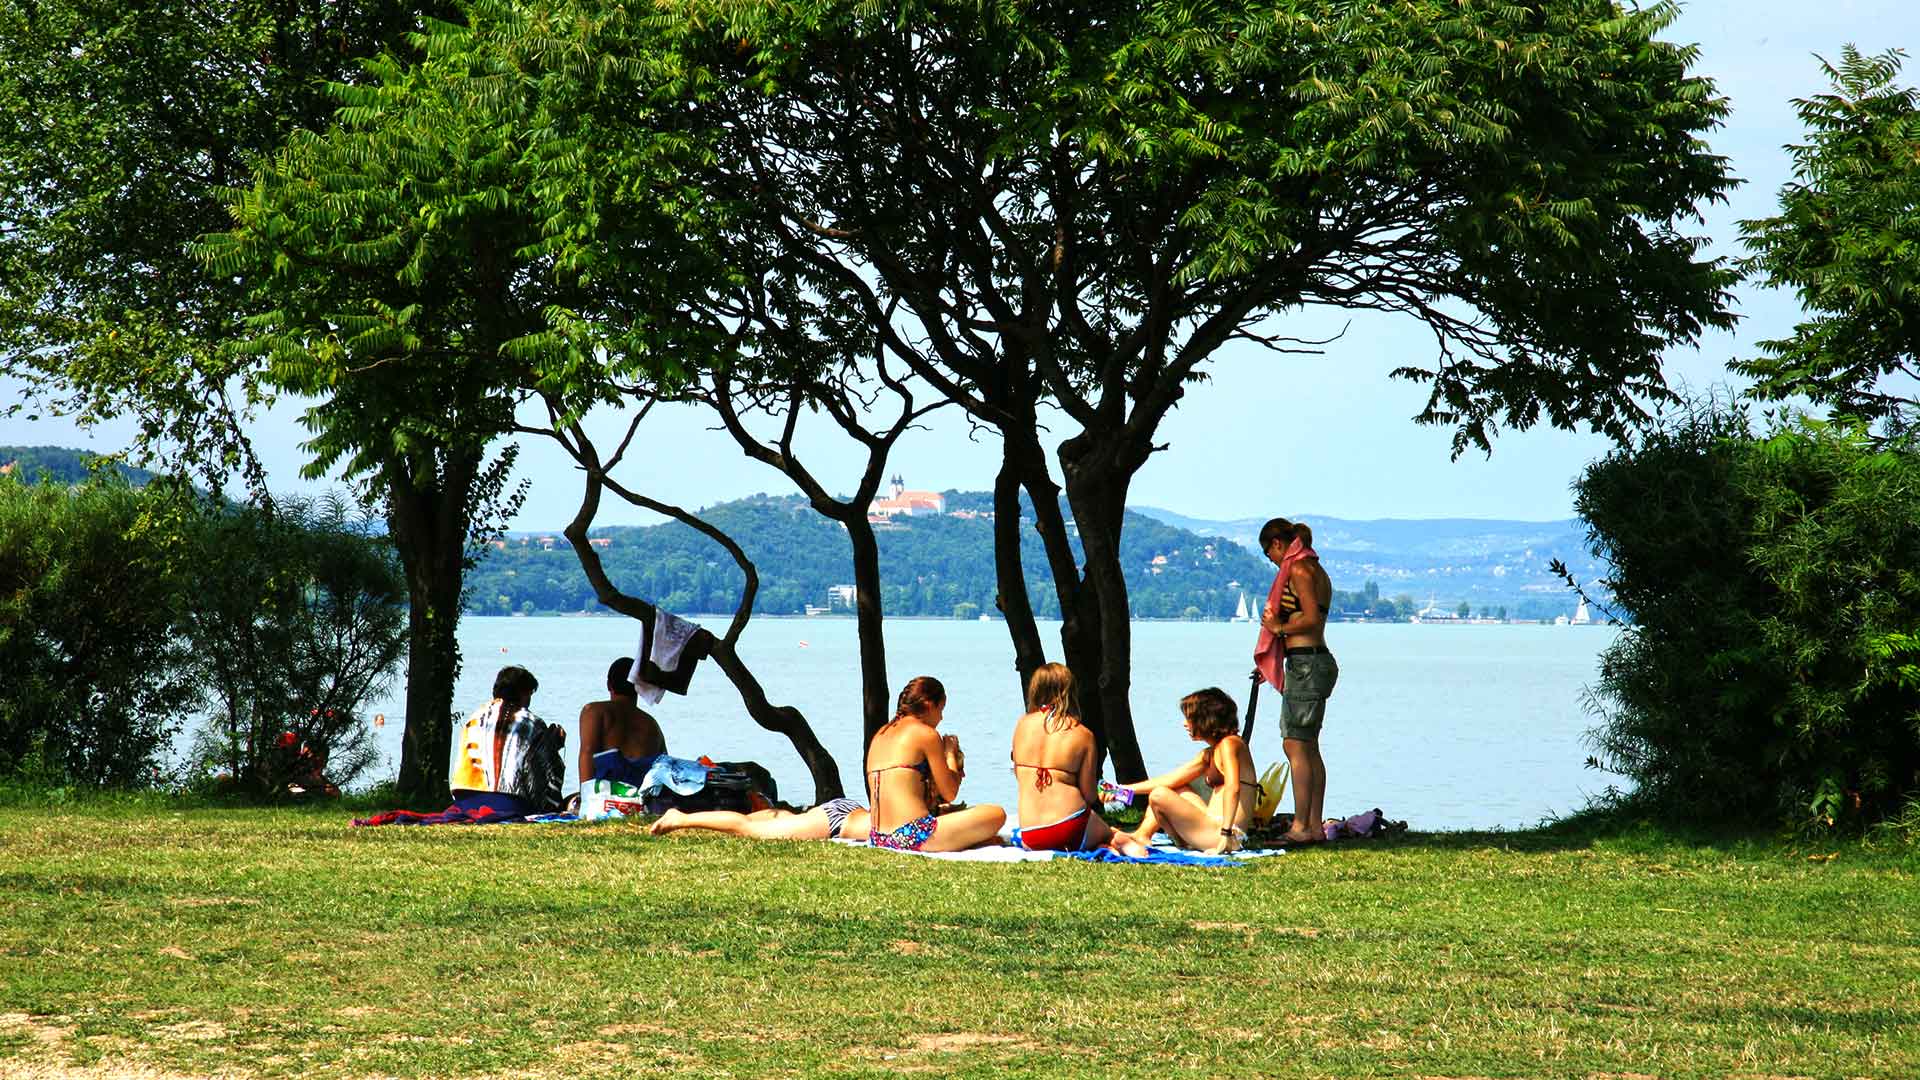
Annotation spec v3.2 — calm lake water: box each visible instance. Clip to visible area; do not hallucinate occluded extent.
[355,616,1624,831]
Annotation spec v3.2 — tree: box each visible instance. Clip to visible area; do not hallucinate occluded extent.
[1456,601,1472,620]
[647,0,1739,778]
[0,475,198,785]
[199,35,567,802]
[0,0,471,802]
[180,495,408,797]
[1577,402,1920,827]
[1738,47,1920,439]
[0,1,457,495]
[206,7,849,799]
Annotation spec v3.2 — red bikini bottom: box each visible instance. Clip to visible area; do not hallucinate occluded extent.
[1017,807,1093,851]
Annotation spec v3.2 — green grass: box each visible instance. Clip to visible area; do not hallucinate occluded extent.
[1,802,1915,1079]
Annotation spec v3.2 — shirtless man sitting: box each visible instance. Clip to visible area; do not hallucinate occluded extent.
[578,657,669,789]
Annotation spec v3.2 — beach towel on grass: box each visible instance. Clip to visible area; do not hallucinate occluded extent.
[834,837,1255,866]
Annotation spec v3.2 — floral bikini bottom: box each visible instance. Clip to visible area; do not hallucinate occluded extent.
[869,814,938,851]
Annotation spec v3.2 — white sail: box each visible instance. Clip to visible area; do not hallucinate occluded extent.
[1233,592,1251,622]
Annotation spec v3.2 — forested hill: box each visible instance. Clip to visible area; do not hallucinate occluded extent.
[467,490,1595,620]
[0,446,156,486]
[466,491,1276,620]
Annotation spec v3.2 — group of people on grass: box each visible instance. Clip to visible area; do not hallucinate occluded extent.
[457,517,1336,849]
[647,516,1340,853]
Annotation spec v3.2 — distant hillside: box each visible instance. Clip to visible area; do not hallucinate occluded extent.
[0,446,156,486]
[467,492,1276,619]
[1133,506,1605,617]
[467,491,1597,620]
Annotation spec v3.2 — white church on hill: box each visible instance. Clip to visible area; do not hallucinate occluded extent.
[868,474,946,518]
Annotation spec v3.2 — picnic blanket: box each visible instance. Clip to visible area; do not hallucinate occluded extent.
[835,836,1266,866]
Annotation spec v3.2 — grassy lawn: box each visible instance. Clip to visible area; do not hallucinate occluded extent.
[1,802,1915,1079]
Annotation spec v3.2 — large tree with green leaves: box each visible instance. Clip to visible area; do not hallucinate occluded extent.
[206,8,850,800]
[637,0,1740,777]
[0,0,457,492]
[198,36,566,801]
[1738,46,1920,440]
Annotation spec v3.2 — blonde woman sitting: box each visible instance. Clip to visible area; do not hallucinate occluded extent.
[1009,663,1115,852]
[1111,687,1260,856]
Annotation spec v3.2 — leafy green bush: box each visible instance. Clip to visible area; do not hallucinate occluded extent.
[0,477,407,794]
[1577,405,1920,829]
[179,495,407,797]
[0,477,199,786]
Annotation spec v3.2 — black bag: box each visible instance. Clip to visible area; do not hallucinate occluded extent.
[642,769,752,815]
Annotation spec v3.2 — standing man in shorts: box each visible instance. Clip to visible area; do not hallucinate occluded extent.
[1257,517,1339,844]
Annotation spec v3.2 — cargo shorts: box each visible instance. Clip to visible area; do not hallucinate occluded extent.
[1280,650,1339,742]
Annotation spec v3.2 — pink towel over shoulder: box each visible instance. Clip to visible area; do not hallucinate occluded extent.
[1253,538,1317,690]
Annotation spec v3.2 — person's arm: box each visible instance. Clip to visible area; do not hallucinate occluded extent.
[576,704,602,790]
[1124,752,1208,795]
[1074,729,1101,809]
[922,727,964,804]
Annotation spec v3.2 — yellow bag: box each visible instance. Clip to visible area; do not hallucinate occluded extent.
[1253,761,1288,822]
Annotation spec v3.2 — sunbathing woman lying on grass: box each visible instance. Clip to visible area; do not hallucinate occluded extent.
[863,675,1006,851]
[648,800,869,841]
[1110,687,1260,857]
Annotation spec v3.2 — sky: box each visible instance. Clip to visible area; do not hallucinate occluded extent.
[5,1,1917,528]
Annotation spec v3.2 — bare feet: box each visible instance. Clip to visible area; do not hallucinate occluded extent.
[648,808,686,836]
[1109,831,1153,858]
[1278,827,1320,846]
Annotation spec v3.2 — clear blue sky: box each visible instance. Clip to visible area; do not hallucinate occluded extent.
[6,1,1916,526]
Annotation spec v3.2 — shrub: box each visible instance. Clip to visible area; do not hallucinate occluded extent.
[1577,404,1920,828]
[0,476,407,795]
[0,476,199,786]
[180,494,407,797]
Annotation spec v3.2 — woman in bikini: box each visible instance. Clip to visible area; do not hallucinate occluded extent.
[864,675,1006,852]
[648,799,868,842]
[1009,663,1115,852]
[1110,687,1260,856]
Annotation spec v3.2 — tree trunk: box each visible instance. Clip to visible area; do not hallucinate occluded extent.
[558,464,845,802]
[991,449,1046,699]
[844,516,892,746]
[388,448,480,807]
[1056,433,1148,782]
[704,636,845,802]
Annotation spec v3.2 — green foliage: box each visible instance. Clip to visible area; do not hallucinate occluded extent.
[657,0,1738,454]
[0,476,200,786]
[1738,47,1920,438]
[0,476,408,793]
[179,496,408,798]
[1576,403,1920,828]
[0,1,458,488]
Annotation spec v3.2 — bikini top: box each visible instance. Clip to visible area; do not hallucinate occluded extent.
[867,759,935,827]
[1011,706,1082,791]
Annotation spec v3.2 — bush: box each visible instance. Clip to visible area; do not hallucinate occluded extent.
[1577,404,1920,829]
[0,476,407,795]
[180,494,407,797]
[0,477,200,786]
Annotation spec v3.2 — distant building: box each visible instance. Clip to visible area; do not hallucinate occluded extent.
[868,474,946,517]
[827,584,856,610]
[589,537,612,550]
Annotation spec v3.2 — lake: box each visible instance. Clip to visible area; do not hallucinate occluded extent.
[355,616,1625,831]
